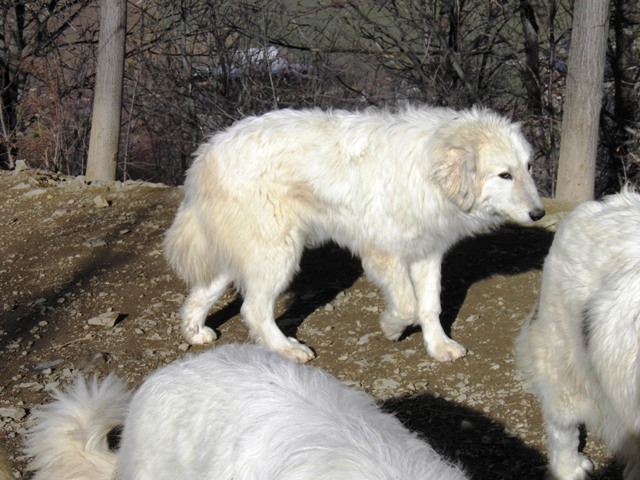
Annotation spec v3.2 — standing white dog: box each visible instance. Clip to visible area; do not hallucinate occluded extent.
[516,189,640,480]
[165,106,545,363]
[25,343,468,480]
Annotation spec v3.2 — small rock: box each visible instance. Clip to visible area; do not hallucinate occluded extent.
[31,359,64,372]
[93,195,110,208]
[87,311,120,327]
[23,188,47,197]
[460,420,475,431]
[14,159,30,172]
[83,237,107,248]
[372,378,401,397]
[44,381,60,391]
[178,343,190,352]
[0,407,26,421]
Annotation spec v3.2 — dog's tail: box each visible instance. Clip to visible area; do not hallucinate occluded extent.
[513,299,540,391]
[25,375,131,480]
[164,202,218,286]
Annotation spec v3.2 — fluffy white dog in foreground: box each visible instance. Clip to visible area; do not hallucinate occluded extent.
[516,189,640,480]
[25,343,467,480]
[165,106,545,363]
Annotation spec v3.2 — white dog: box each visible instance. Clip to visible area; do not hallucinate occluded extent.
[516,189,640,480]
[25,343,468,480]
[165,106,545,363]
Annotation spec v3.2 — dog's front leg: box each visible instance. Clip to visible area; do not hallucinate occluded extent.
[410,256,466,362]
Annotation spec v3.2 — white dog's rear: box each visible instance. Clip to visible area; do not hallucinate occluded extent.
[26,343,468,480]
[165,106,545,363]
[516,189,640,480]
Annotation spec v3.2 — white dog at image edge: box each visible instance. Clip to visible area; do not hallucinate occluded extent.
[164,105,545,363]
[516,189,640,480]
[24,343,468,480]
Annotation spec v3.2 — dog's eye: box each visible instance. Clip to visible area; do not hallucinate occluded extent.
[498,172,513,180]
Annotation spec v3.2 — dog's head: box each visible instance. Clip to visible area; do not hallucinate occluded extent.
[431,109,545,224]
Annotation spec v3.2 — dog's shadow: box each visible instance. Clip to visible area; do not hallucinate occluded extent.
[204,225,554,340]
[382,392,547,479]
[437,224,555,335]
[382,393,622,480]
[203,243,363,336]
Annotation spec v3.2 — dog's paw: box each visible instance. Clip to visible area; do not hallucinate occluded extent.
[380,320,406,341]
[278,338,316,364]
[426,337,466,362]
[184,326,218,345]
[549,454,593,480]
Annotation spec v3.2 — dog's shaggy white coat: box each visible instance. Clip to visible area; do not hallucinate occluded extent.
[165,106,545,363]
[516,189,640,480]
[25,343,467,480]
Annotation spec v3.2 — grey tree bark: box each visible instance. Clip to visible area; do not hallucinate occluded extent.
[86,0,127,182]
[555,0,610,201]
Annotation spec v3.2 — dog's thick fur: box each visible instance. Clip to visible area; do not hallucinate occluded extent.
[165,106,545,363]
[25,343,467,480]
[516,189,640,480]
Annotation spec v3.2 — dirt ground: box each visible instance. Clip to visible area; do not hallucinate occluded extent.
[0,166,623,479]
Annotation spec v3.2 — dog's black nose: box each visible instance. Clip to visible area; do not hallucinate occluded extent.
[529,209,546,221]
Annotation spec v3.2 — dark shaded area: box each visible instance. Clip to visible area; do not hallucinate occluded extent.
[383,393,623,480]
[383,393,548,479]
[439,225,555,335]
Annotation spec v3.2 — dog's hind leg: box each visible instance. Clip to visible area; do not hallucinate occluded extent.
[361,249,418,342]
[410,256,466,362]
[545,420,593,480]
[181,274,232,345]
[240,234,315,364]
[242,289,315,363]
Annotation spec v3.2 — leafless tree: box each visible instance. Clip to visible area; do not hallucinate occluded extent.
[86,0,127,182]
[0,0,92,170]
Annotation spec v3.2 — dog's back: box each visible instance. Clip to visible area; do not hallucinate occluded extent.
[27,344,466,480]
[117,344,467,480]
[517,189,640,479]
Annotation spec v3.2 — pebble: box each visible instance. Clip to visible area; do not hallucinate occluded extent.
[22,188,47,197]
[87,311,120,327]
[93,194,110,208]
[14,159,30,172]
[30,359,64,372]
[0,407,27,421]
[83,237,107,248]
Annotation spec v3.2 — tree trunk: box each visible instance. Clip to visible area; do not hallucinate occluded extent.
[555,0,609,201]
[86,0,127,182]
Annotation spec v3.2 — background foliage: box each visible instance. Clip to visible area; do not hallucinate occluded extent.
[1,0,638,194]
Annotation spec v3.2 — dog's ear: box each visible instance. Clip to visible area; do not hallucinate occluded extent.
[431,146,477,211]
